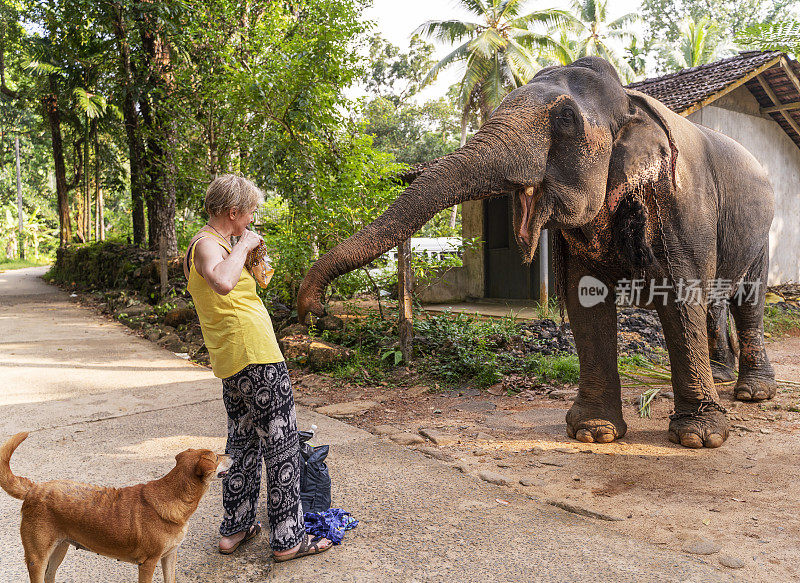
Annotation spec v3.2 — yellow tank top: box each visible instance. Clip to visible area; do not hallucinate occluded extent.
[186,232,283,379]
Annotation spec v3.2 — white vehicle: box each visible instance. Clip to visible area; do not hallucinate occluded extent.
[383,237,462,263]
[366,237,463,288]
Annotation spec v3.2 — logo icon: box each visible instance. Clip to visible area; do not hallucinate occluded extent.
[578,276,608,308]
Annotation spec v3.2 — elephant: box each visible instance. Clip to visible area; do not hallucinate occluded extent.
[297,56,777,449]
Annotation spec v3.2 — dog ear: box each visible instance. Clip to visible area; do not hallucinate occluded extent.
[194,453,218,478]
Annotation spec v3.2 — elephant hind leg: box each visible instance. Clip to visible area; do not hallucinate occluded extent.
[655,295,728,448]
[730,247,777,401]
[707,302,737,383]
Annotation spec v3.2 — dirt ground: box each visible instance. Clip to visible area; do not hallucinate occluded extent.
[290,336,800,582]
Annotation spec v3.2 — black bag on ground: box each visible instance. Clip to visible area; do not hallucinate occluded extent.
[298,429,331,513]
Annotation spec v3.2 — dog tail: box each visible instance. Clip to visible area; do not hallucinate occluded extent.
[0,432,35,500]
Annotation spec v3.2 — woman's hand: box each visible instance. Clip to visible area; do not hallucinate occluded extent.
[238,229,263,252]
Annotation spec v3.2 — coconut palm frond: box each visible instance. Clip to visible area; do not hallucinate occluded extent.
[420,40,473,87]
[497,0,528,20]
[513,8,580,31]
[459,0,490,18]
[413,20,482,44]
[596,41,635,82]
[483,54,507,111]
[505,38,539,82]
[25,59,61,76]
[469,28,507,60]
[607,12,639,31]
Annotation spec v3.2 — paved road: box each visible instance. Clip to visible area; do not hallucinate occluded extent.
[0,267,738,582]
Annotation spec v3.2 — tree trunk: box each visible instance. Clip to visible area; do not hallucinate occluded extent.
[73,139,86,243]
[94,122,104,241]
[84,118,90,242]
[15,136,23,259]
[111,2,146,246]
[44,75,71,246]
[139,18,177,255]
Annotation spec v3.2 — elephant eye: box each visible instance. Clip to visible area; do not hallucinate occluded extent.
[556,106,577,128]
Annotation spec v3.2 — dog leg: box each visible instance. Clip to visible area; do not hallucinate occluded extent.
[137,558,159,583]
[22,527,57,583]
[44,541,69,583]
[161,548,178,583]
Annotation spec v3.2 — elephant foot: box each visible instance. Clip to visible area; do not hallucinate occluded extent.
[566,402,626,443]
[710,361,737,384]
[734,374,777,402]
[668,407,729,448]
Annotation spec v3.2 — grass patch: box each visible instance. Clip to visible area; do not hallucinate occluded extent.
[320,309,580,388]
[763,305,800,338]
[0,257,51,270]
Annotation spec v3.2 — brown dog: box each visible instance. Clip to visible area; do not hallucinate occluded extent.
[0,432,232,583]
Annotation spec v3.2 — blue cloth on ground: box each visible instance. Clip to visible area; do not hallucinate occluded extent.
[304,508,358,545]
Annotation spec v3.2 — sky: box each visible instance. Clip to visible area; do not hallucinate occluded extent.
[360,0,646,100]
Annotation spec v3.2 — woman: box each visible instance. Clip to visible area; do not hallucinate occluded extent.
[184,174,331,561]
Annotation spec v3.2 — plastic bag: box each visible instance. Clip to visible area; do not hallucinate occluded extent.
[298,427,331,513]
[245,242,274,289]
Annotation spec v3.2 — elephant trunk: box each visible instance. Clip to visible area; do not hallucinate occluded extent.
[297,147,509,322]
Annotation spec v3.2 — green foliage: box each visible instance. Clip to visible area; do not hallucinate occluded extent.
[667,16,722,71]
[640,0,797,72]
[253,130,405,306]
[46,241,185,298]
[362,95,462,165]
[763,304,800,338]
[736,19,800,57]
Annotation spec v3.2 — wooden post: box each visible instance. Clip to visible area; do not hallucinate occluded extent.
[539,229,548,315]
[397,238,413,363]
[159,232,168,298]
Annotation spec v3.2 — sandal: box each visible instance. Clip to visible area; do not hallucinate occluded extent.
[218,522,261,555]
[273,535,331,563]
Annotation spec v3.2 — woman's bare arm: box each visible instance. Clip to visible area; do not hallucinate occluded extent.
[193,230,263,295]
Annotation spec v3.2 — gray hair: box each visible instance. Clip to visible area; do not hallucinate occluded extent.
[204,174,265,217]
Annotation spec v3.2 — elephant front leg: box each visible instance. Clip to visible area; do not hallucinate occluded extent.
[655,299,729,448]
[564,265,626,443]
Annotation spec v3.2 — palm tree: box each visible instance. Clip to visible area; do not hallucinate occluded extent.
[416,0,570,144]
[567,0,638,81]
[668,16,721,71]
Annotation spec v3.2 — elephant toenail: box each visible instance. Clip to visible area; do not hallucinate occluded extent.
[680,434,704,448]
[575,429,594,442]
[705,434,724,448]
[668,431,680,444]
[753,391,767,400]
[735,390,751,401]
[595,431,615,443]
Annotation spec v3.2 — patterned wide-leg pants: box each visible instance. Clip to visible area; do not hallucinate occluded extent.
[220,362,306,551]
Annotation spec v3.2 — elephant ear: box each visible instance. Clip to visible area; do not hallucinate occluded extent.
[606,89,679,271]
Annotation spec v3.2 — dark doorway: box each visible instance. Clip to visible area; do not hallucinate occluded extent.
[484,196,554,300]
